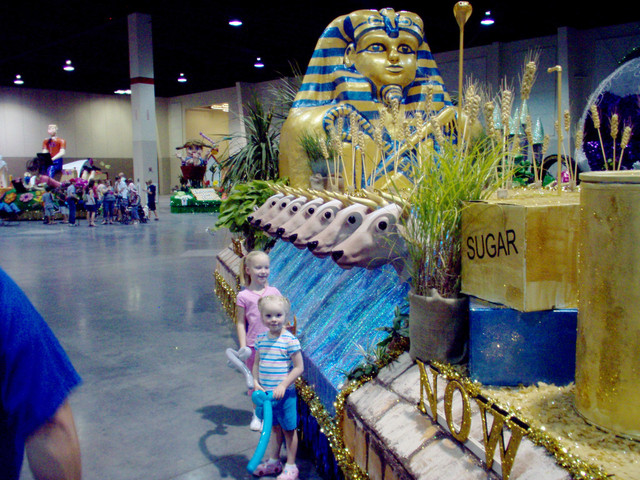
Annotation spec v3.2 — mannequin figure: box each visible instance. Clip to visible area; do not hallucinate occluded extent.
[42,124,66,179]
[0,155,8,188]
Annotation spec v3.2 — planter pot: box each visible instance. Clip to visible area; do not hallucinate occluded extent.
[409,289,469,364]
[325,175,344,192]
[309,173,324,190]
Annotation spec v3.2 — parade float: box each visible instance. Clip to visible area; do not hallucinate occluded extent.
[0,158,106,223]
[214,4,640,479]
[170,135,223,213]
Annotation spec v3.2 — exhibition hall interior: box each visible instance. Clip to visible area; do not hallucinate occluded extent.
[1,1,639,479]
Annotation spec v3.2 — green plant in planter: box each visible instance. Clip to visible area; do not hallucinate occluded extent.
[220,96,280,191]
[401,135,506,298]
[267,62,303,126]
[393,87,511,363]
[298,130,338,176]
[213,179,287,251]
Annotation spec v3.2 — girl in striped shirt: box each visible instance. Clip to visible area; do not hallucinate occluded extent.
[252,295,303,480]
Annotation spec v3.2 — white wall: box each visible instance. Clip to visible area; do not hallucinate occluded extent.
[0,87,134,159]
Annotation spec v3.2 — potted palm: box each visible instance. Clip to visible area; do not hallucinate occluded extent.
[398,122,506,364]
[220,95,280,191]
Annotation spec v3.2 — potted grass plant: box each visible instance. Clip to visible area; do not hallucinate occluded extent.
[398,108,507,364]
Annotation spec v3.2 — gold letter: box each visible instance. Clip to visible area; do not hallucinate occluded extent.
[444,379,471,442]
[417,360,438,423]
[476,398,527,480]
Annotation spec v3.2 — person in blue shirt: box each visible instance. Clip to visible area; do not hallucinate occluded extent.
[0,267,82,479]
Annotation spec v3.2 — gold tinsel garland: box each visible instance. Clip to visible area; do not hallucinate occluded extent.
[296,376,372,480]
[428,360,610,480]
[294,348,409,480]
[213,270,239,320]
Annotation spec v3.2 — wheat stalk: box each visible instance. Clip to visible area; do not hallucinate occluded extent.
[610,113,619,170]
[591,104,608,170]
[618,124,632,170]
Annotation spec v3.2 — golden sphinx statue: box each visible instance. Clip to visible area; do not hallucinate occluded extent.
[279,8,456,189]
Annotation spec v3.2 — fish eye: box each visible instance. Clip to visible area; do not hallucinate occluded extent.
[348,215,356,224]
[378,220,388,231]
[271,201,276,206]
[324,211,332,219]
[292,206,298,212]
[308,207,315,214]
[280,202,287,208]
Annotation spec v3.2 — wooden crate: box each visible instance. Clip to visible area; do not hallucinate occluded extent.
[461,191,580,312]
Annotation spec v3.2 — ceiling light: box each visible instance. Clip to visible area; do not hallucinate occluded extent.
[63,59,75,71]
[14,74,24,85]
[177,73,187,83]
[254,57,264,68]
[481,11,495,26]
[114,89,131,95]
[229,19,242,27]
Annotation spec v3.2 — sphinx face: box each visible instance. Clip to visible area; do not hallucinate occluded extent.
[347,31,419,91]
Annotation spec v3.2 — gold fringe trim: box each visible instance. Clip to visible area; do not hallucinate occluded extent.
[214,270,239,321]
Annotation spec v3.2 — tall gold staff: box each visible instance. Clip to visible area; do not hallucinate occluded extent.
[454,2,473,123]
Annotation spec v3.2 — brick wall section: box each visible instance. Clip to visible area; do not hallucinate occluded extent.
[341,353,570,480]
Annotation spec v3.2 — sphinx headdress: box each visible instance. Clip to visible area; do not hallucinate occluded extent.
[291,8,452,120]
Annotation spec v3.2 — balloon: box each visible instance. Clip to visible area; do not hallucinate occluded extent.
[247,390,273,473]
[225,348,254,390]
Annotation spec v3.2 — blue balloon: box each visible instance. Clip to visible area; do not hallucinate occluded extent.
[247,390,273,473]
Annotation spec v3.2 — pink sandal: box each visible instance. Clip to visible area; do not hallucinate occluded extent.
[277,465,299,480]
[253,460,283,477]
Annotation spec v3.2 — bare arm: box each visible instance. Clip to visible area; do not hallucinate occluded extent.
[272,350,304,399]
[235,306,247,349]
[25,400,81,480]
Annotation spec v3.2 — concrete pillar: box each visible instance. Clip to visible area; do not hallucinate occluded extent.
[128,12,158,187]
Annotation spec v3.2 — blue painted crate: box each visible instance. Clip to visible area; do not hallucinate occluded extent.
[469,297,577,386]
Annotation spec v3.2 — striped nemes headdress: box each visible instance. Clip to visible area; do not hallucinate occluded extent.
[291,8,451,119]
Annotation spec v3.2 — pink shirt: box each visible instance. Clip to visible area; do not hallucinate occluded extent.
[236,285,282,347]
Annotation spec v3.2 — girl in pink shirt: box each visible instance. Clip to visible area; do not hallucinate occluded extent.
[235,250,281,430]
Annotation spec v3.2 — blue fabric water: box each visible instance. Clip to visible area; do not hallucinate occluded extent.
[268,241,410,414]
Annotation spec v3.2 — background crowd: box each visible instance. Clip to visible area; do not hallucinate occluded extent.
[43,173,159,227]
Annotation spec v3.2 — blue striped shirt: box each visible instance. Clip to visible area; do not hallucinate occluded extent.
[255,330,301,391]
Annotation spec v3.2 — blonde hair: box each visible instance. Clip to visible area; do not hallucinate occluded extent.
[258,295,291,319]
[239,250,270,286]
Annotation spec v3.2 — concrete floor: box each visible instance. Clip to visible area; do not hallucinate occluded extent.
[1,198,322,480]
